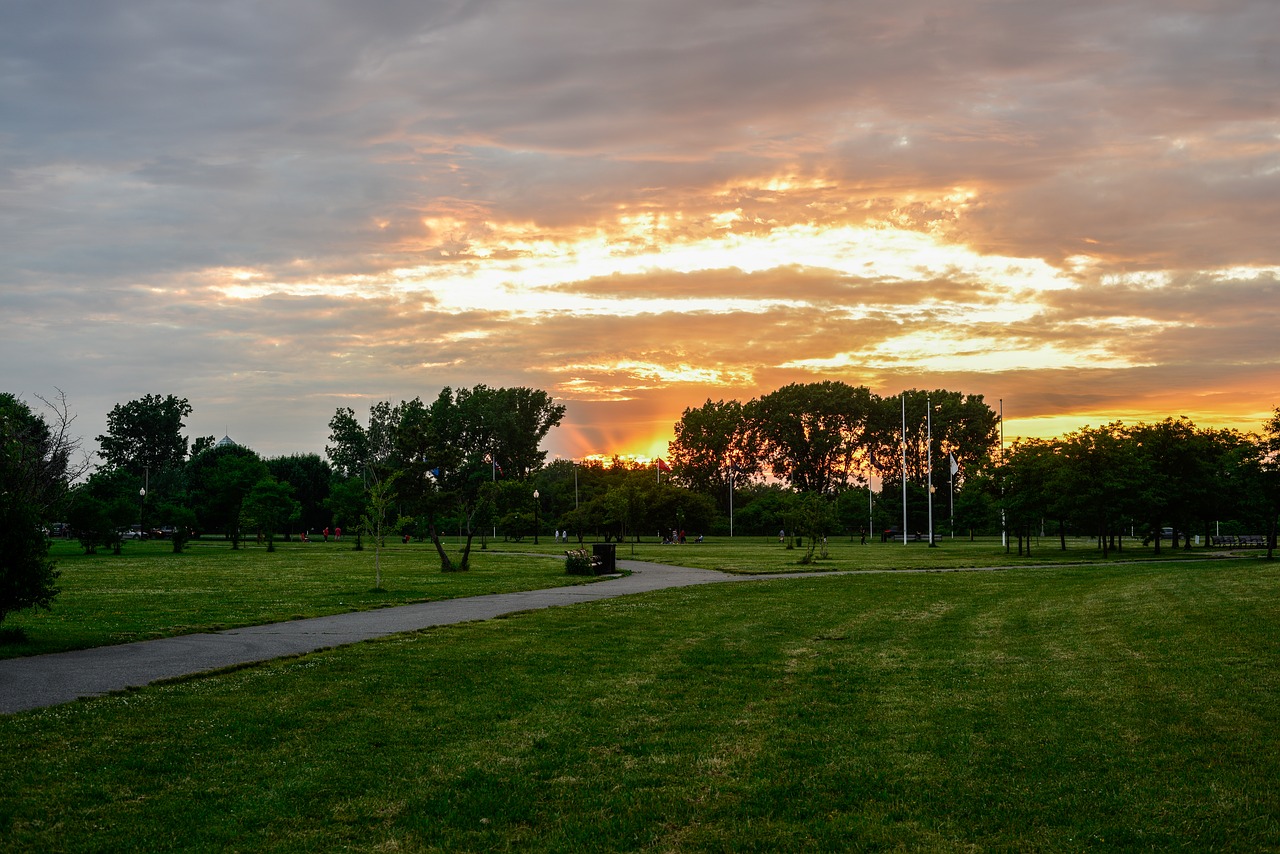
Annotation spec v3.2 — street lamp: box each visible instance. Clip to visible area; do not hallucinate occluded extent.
[532,489,540,544]
[138,487,147,540]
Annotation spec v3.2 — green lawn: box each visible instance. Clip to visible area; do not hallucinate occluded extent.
[3,559,1277,850]
[551,532,1232,574]
[0,537,589,659]
[3,534,1254,660]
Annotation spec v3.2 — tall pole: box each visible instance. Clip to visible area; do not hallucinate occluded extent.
[574,462,579,509]
[927,398,935,547]
[868,474,874,542]
[1000,398,1007,551]
[901,393,908,545]
[729,468,735,538]
[949,454,956,539]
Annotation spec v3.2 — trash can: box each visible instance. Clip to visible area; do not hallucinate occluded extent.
[592,543,617,574]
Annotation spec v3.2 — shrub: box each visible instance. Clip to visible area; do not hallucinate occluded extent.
[564,548,594,576]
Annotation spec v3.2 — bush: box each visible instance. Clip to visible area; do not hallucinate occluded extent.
[564,548,594,576]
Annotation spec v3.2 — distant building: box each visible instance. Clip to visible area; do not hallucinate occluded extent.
[216,435,237,448]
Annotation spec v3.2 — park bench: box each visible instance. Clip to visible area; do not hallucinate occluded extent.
[1210,535,1267,548]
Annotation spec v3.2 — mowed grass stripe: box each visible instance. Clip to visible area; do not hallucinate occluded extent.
[3,561,1278,851]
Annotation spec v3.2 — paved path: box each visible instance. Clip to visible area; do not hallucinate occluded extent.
[0,559,743,715]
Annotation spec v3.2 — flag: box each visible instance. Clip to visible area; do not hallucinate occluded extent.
[949,453,959,477]
[656,458,671,473]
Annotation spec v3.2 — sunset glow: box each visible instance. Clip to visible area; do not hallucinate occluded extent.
[4,1,1278,460]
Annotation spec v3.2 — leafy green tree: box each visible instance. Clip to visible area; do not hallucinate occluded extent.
[667,398,758,509]
[733,484,798,538]
[747,382,875,494]
[66,469,136,554]
[1056,423,1142,556]
[96,394,193,476]
[487,386,566,479]
[325,477,369,551]
[153,501,197,553]
[360,474,401,589]
[325,402,400,481]
[187,444,268,548]
[1002,439,1065,556]
[834,486,874,542]
[865,389,1000,492]
[795,492,837,564]
[1,391,86,625]
[241,476,300,552]
[267,453,333,535]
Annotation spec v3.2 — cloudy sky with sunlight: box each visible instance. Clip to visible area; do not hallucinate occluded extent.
[4,0,1278,461]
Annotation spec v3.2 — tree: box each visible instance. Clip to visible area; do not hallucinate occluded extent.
[733,484,799,537]
[1056,423,1141,557]
[360,473,400,589]
[267,453,333,536]
[187,444,268,548]
[1,391,88,625]
[1002,439,1066,556]
[153,501,197,553]
[1257,408,1280,559]
[747,382,875,494]
[795,492,837,564]
[96,394,193,475]
[487,387,566,479]
[241,476,300,552]
[325,477,369,551]
[66,469,137,554]
[667,398,758,511]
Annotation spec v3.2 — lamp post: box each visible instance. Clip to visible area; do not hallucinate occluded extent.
[532,489,540,544]
[138,487,147,540]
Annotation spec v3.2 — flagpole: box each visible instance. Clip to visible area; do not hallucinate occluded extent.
[1000,398,1007,551]
[927,397,935,548]
[949,453,957,539]
[901,393,908,546]
[729,468,735,538]
[868,473,874,543]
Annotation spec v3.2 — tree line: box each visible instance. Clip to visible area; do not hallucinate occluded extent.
[3,383,1279,626]
[997,416,1280,558]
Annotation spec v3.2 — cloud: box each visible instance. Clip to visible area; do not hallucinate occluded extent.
[2,0,1278,461]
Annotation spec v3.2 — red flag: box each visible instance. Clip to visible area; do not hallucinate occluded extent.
[656,458,671,473]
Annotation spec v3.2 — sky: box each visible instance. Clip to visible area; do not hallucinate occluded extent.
[4,0,1279,465]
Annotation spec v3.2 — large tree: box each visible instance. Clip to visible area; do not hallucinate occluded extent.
[1,391,87,625]
[747,382,875,494]
[241,476,300,552]
[328,386,565,571]
[187,444,268,548]
[667,398,758,510]
[267,453,333,535]
[96,394,193,476]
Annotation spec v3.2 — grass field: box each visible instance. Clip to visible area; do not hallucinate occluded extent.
[0,537,590,659]
[574,531,1230,574]
[1,534,1252,660]
[2,555,1278,850]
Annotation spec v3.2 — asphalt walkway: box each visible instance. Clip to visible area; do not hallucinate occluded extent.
[0,559,743,715]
